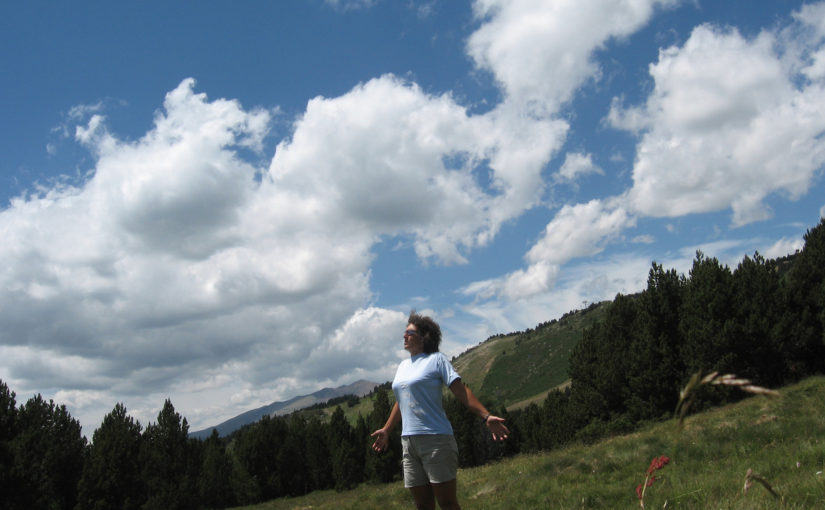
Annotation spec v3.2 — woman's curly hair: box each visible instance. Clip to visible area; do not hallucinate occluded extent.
[407,310,442,354]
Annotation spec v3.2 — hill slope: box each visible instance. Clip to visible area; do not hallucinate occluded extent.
[231,375,825,509]
[452,302,608,407]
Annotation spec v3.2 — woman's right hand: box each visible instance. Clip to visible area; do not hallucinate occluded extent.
[370,428,388,452]
[485,415,510,441]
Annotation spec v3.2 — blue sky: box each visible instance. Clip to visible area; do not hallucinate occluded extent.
[2,0,824,435]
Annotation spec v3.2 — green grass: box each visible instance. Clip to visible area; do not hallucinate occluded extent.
[231,376,825,510]
[480,327,578,403]
[451,334,517,396]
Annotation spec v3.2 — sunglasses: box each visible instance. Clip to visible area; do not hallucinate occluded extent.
[404,329,420,337]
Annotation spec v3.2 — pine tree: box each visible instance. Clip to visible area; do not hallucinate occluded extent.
[11,394,86,510]
[302,415,333,491]
[278,414,309,497]
[198,429,236,509]
[225,430,261,506]
[353,413,369,480]
[365,388,399,483]
[512,403,542,453]
[780,218,825,378]
[567,293,638,438]
[731,252,784,386]
[625,263,685,421]
[231,414,287,501]
[140,399,197,510]
[76,403,144,510]
[328,406,361,491]
[0,380,18,508]
[679,252,736,377]
[539,388,574,450]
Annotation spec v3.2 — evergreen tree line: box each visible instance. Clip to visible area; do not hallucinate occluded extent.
[0,376,518,509]
[1,219,822,509]
[0,382,401,509]
[511,218,825,451]
[0,376,513,509]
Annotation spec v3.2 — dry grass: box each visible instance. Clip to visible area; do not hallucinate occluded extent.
[675,371,780,430]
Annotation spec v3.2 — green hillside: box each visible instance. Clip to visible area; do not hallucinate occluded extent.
[233,375,825,509]
[453,302,609,407]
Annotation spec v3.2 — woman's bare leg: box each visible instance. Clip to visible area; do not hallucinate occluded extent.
[431,479,461,510]
[409,484,435,510]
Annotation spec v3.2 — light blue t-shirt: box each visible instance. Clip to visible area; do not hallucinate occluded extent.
[392,351,461,436]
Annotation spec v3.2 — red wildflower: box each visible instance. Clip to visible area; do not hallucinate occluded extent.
[637,456,670,504]
[646,455,670,475]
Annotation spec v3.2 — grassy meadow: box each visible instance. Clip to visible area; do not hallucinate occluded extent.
[232,375,825,509]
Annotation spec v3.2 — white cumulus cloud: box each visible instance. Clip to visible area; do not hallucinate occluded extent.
[467,0,680,115]
[0,69,569,431]
[556,152,604,182]
[610,20,825,227]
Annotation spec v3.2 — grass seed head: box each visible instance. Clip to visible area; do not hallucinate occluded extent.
[676,371,779,430]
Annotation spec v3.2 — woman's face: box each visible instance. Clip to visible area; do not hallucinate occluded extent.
[403,323,424,355]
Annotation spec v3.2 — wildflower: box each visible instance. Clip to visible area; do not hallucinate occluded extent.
[647,455,670,475]
[637,455,670,508]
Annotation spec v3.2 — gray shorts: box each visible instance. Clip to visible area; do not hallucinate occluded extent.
[401,434,459,488]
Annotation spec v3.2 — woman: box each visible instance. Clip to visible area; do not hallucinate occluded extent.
[370,312,509,510]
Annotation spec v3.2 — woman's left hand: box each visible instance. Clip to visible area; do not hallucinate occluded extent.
[485,415,510,441]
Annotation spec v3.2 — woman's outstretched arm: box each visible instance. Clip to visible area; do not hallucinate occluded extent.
[449,379,509,441]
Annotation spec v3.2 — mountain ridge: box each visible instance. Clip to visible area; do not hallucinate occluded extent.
[189,379,379,439]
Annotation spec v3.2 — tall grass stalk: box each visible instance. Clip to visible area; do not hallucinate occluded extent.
[675,371,780,431]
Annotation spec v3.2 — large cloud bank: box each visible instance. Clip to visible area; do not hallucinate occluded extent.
[1,0,824,433]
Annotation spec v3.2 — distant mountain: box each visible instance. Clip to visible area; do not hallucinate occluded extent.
[190,379,379,439]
